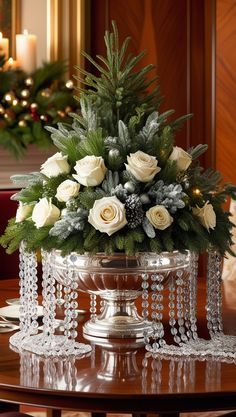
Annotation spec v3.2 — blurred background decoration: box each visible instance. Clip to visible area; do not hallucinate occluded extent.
[0,58,77,159]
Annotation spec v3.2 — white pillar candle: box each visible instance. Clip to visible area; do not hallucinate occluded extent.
[0,32,9,59]
[16,29,37,73]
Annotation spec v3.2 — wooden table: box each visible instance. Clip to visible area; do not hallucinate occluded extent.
[0,278,236,416]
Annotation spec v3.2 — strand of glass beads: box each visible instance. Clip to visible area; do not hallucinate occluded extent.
[56,283,64,306]
[142,271,150,349]
[206,251,223,337]
[188,252,199,341]
[41,250,57,338]
[150,271,166,351]
[90,294,97,321]
[10,243,39,348]
[63,257,78,343]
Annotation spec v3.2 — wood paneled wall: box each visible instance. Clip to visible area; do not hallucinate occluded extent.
[90,0,216,169]
[216,0,236,184]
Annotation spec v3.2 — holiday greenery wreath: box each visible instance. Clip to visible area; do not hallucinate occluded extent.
[1,22,236,257]
[0,57,77,159]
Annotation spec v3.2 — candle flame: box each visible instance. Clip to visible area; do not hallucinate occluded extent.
[23,29,29,36]
[8,57,13,65]
[0,32,2,40]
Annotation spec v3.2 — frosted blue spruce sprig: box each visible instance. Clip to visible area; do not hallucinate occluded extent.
[148,180,186,214]
[49,208,88,239]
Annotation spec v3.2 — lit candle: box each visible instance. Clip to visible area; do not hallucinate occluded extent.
[16,29,37,73]
[0,32,9,59]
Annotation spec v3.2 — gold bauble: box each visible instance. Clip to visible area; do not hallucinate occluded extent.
[57,110,65,118]
[40,115,47,121]
[4,92,14,103]
[65,106,72,114]
[21,100,29,107]
[21,89,30,98]
[41,88,51,98]
[65,80,74,89]
[18,120,27,127]
[12,99,19,106]
[30,103,38,110]
[25,77,34,86]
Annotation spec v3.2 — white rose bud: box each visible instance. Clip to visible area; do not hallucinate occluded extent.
[192,201,216,231]
[56,179,80,202]
[146,205,173,230]
[15,202,34,223]
[168,146,192,172]
[40,152,70,177]
[32,197,60,228]
[88,196,127,235]
[125,151,161,182]
[73,155,107,187]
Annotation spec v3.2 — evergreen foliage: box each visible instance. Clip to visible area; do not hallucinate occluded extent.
[0,61,77,158]
[0,22,236,257]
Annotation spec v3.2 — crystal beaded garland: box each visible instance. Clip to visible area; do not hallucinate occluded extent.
[10,245,236,361]
[11,245,91,357]
[10,242,39,349]
[142,251,199,355]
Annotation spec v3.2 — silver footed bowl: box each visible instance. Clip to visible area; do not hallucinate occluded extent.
[50,250,191,338]
[50,250,190,297]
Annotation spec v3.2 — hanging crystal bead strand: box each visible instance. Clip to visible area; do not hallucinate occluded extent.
[175,269,187,345]
[168,274,177,344]
[90,293,97,321]
[61,255,92,356]
[188,252,199,341]
[206,251,223,338]
[10,242,39,349]
[42,250,57,342]
[142,271,150,350]
[150,271,166,352]
[63,256,79,352]
[21,250,58,355]
[56,283,64,306]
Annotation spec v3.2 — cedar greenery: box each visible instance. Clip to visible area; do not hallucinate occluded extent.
[0,22,236,257]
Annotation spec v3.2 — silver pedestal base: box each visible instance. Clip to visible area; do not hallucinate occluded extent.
[83,298,152,338]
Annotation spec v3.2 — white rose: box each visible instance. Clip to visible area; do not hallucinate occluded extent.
[56,180,80,202]
[125,151,161,182]
[88,196,127,235]
[40,152,70,177]
[168,146,192,171]
[15,202,34,223]
[192,201,216,231]
[32,197,60,228]
[73,156,107,186]
[146,205,173,230]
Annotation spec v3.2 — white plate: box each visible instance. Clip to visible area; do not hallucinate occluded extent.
[5,298,21,306]
[0,305,44,321]
[0,322,19,333]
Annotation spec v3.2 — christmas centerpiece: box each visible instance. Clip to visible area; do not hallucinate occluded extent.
[1,23,236,356]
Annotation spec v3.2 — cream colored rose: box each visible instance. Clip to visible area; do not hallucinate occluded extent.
[40,152,70,177]
[15,202,34,223]
[32,197,60,228]
[73,156,107,186]
[192,201,216,231]
[88,196,127,235]
[125,151,161,182]
[56,179,80,202]
[146,205,173,230]
[168,146,192,171]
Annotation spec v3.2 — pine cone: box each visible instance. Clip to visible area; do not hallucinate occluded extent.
[125,194,144,229]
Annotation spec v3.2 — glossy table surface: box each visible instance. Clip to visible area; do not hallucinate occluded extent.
[0,278,236,414]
